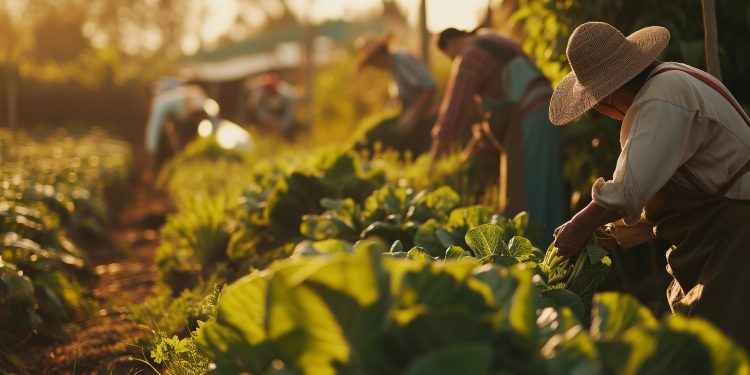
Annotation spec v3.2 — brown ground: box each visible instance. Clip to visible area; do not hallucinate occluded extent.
[3,182,172,375]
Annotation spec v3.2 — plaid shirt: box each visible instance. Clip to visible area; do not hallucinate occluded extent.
[433,32,551,145]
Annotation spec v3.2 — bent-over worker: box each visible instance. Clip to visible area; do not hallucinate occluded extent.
[356,32,439,155]
[143,80,214,182]
[433,27,566,244]
[551,21,750,350]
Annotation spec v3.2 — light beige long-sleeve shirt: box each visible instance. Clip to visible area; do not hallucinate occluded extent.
[593,62,750,224]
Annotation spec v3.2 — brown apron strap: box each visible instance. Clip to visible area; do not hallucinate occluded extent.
[650,66,750,196]
[650,67,750,126]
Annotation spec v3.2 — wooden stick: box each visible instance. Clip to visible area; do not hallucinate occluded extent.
[418,0,429,65]
[701,0,722,80]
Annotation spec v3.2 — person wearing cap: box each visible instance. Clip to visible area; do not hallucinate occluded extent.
[143,80,214,182]
[551,21,750,349]
[356,32,438,155]
[433,27,566,245]
[249,72,297,140]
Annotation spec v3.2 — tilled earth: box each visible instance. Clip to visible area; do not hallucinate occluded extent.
[5,183,172,374]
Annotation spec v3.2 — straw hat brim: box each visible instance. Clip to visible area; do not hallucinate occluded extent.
[549,26,670,125]
[356,32,393,71]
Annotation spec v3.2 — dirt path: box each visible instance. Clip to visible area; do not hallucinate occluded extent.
[12,182,172,374]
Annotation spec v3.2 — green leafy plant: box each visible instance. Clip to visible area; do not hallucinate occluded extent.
[0,128,130,340]
[194,246,748,375]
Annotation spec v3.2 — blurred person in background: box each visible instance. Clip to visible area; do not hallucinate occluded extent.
[432,27,566,244]
[142,77,217,183]
[355,31,439,156]
[247,72,298,140]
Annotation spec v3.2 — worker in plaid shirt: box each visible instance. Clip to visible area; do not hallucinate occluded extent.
[433,27,566,244]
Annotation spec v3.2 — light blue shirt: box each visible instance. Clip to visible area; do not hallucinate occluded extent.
[389,50,437,108]
[144,86,206,154]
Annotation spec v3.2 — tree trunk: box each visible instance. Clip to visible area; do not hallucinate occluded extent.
[418,0,429,65]
[482,0,493,28]
[5,61,17,131]
[701,0,722,80]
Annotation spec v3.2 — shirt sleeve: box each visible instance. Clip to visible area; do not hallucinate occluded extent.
[432,47,489,144]
[280,91,295,130]
[592,99,700,224]
[145,95,178,154]
[399,53,436,90]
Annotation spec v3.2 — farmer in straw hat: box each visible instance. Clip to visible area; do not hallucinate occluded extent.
[432,27,566,245]
[552,21,750,349]
[355,31,439,155]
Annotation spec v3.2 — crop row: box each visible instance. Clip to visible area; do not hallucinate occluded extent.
[137,136,748,374]
[0,129,130,343]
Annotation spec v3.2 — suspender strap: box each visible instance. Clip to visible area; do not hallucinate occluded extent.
[649,67,750,126]
[650,67,750,195]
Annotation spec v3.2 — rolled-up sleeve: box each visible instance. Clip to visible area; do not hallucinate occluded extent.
[592,100,699,224]
[145,96,179,154]
[400,54,436,90]
[433,49,489,144]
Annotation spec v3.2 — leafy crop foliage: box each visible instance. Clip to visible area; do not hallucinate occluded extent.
[0,128,130,342]
[196,246,748,375]
[147,130,748,373]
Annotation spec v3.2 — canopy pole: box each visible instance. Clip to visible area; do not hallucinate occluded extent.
[701,0,722,80]
[418,0,429,65]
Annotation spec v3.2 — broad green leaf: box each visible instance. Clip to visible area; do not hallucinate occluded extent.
[409,186,461,222]
[414,219,446,257]
[508,267,539,352]
[363,185,408,220]
[492,255,518,266]
[360,221,411,246]
[1,262,36,308]
[512,212,529,237]
[469,265,517,308]
[447,206,495,230]
[292,240,353,257]
[465,224,506,261]
[663,316,750,375]
[406,247,431,261]
[300,215,347,241]
[196,272,275,373]
[585,242,609,265]
[304,245,384,306]
[541,289,585,324]
[591,292,657,341]
[403,344,492,375]
[606,319,714,375]
[444,245,468,260]
[435,228,456,248]
[537,306,600,374]
[507,236,533,261]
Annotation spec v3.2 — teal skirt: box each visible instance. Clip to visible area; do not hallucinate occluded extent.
[519,107,567,245]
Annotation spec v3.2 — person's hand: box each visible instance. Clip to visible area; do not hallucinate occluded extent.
[396,108,419,136]
[429,138,443,161]
[140,169,154,185]
[553,218,594,258]
[140,154,156,185]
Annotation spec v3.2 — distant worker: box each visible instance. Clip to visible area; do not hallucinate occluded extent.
[248,72,297,140]
[355,31,439,155]
[433,27,566,244]
[143,77,217,182]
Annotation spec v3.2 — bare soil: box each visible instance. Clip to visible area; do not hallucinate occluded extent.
[4,182,172,375]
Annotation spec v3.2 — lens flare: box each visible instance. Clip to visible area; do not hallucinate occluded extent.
[197,119,213,138]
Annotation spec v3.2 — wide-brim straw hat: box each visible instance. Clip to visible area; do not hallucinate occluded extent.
[355,31,393,72]
[549,22,670,125]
